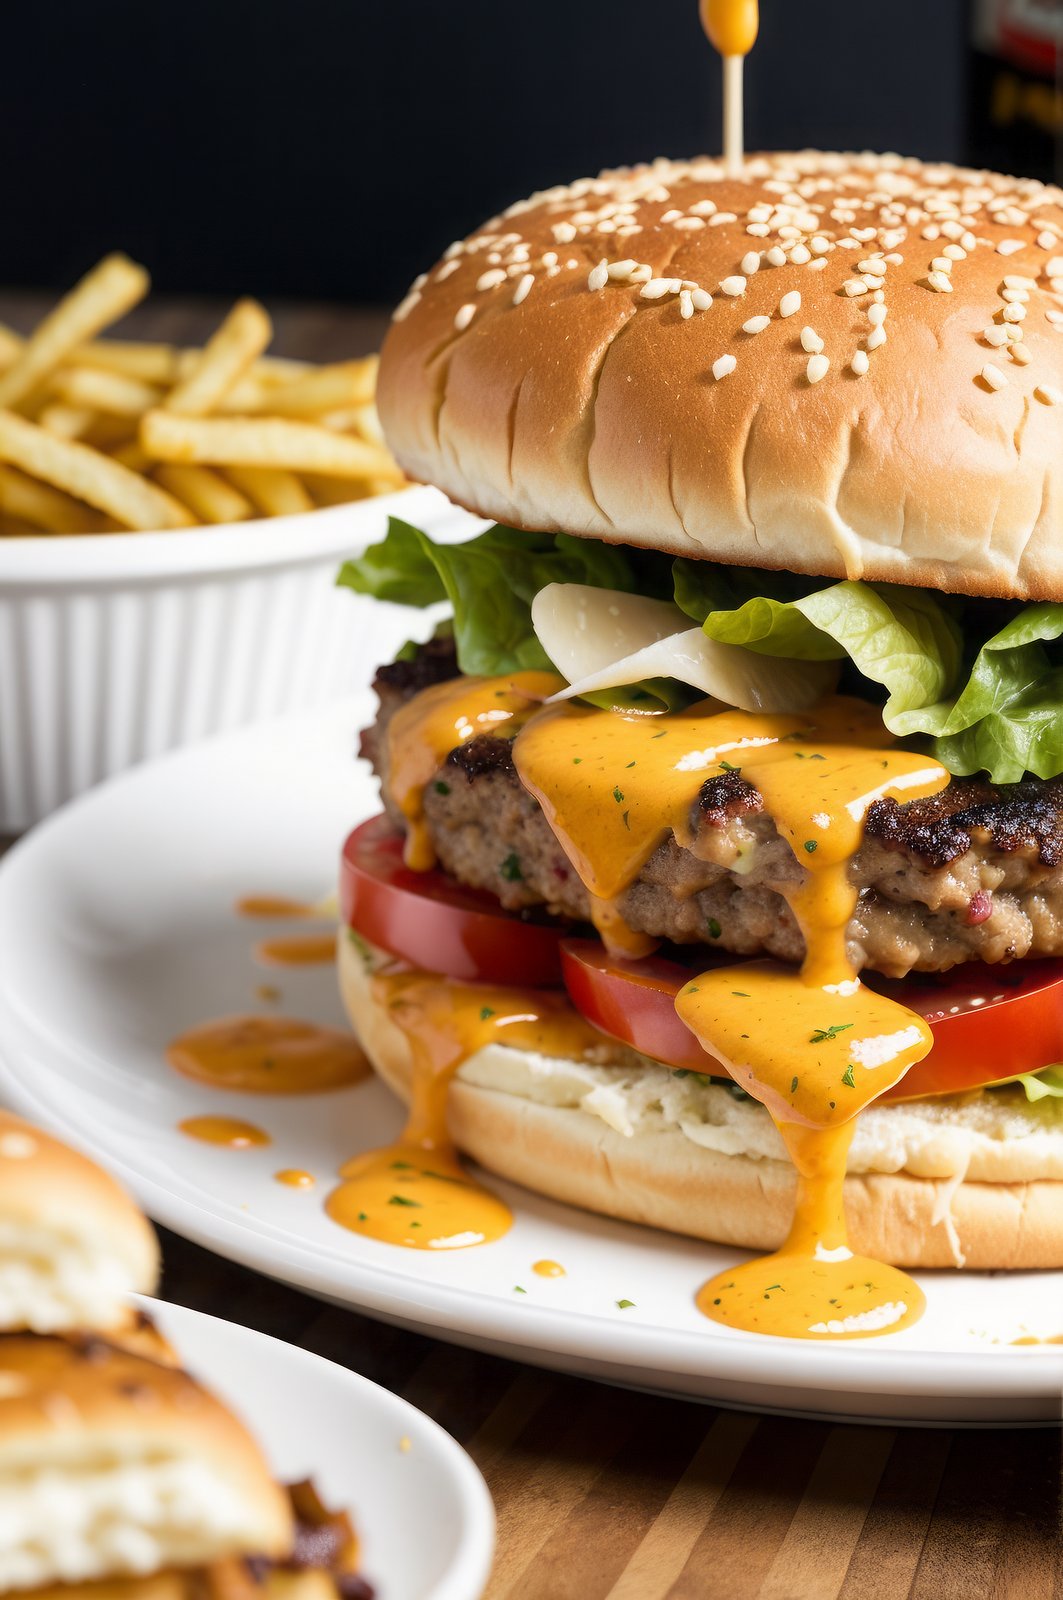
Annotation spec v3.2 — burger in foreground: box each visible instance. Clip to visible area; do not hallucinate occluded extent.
[335,151,1063,1338]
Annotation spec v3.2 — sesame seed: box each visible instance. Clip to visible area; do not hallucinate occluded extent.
[1002,303,1026,322]
[1005,323,1025,341]
[1047,309,1063,327]
[436,260,460,282]
[512,273,534,305]
[926,271,953,293]
[867,325,887,350]
[766,246,787,267]
[1050,278,1063,294]
[640,279,673,300]
[587,261,609,291]
[392,289,421,322]
[843,279,867,297]
[806,353,830,384]
[997,239,1025,256]
[943,244,967,260]
[454,303,476,331]
[477,268,507,291]
[810,236,831,255]
[858,258,886,275]
[542,251,558,267]
[800,326,824,353]
[1039,233,1059,251]
[961,231,978,252]
[742,315,770,334]
[1035,384,1062,406]
[709,212,737,226]
[980,363,1008,391]
[790,245,812,265]
[689,199,717,217]
[1003,275,1037,290]
[1009,344,1032,365]
[712,354,737,380]
[746,222,770,237]
[1046,256,1063,278]
[982,326,1010,346]
[679,289,694,319]
[808,258,828,271]
[660,208,682,223]
[850,350,870,376]
[691,288,713,311]
[720,275,747,296]
[1001,288,1030,303]
[741,252,761,275]
[779,291,801,318]
[931,257,953,274]
[867,303,887,327]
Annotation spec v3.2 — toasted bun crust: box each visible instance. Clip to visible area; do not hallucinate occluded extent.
[339,938,1063,1269]
[0,1111,159,1335]
[0,1333,291,1588]
[378,151,1063,602]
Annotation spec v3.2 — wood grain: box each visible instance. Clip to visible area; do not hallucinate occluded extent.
[1,297,1061,1600]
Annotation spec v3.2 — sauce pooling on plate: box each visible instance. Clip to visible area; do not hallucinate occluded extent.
[178,1115,270,1148]
[326,972,603,1250]
[167,1015,370,1094]
[253,933,338,968]
[235,895,327,920]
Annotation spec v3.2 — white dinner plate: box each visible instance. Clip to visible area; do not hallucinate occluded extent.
[140,1296,494,1600]
[0,699,1059,1424]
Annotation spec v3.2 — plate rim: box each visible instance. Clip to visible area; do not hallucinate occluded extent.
[139,1294,496,1600]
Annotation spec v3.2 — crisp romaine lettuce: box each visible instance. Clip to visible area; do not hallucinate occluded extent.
[1013,1066,1063,1103]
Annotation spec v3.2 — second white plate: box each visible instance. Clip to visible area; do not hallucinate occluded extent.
[0,699,1059,1423]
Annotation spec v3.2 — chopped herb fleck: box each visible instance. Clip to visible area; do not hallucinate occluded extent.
[410,1221,422,1228]
[731,990,750,998]
[390,1160,414,1170]
[622,810,631,830]
[433,780,451,796]
[625,760,637,768]
[790,1076,799,1094]
[810,1023,854,1044]
[713,1297,722,1306]
[829,1099,836,1110]
[686,984,700,995]
[499,852,523,882]
[513,1285,527,1294]
[672,1068,692,1079]
[388,1195,422,1208]
[795,751,826,760]
[707,917,722,939]
[612,785,624,804]
[616,1299,636,1310]
[479,1006,495,1021]
[651,730,668,739]
[357,1211,368,1222]
[842,1064,856,1088]
[803,840,818,853]
[572,757,582,764]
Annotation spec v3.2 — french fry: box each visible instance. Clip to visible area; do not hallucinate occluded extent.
[0,323,23,369]
[154,463,254,525]
[111,441,153,473]
[301,473,373,507]
[140,410,401,480]
[0,411,194,531]
[72,339,180,384]
[239,357,378,416]
[224,465,314,518]
[164,300,273,416]
[0,464,99,534]
[52,367,165,417]
[38,403,95,440]
[0,254,149,411]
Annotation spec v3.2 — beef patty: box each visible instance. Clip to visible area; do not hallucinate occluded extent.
[361,641,1063,978]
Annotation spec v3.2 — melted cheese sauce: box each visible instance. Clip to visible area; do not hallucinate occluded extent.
[235,894,324,919]
[533,1259,566,1278]
[253,933,338,967]
[275,1168,316,1188]
[178,1115,270,1148]
[327,972,603,1250]
[166,1015,370,1093]
[386,670,563,869]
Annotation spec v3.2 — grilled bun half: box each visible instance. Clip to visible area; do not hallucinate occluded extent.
[338,935,1063,1270]
[378,151,1063,603]
[0,1333,292,1591]
[0,1111,159,1335]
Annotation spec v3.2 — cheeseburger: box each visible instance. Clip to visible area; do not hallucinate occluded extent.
[336,152,1063,1338]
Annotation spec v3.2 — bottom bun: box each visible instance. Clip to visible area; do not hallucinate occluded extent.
[338,937,1063,1270]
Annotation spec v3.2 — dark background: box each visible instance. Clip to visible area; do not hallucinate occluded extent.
[1,0,1056,307]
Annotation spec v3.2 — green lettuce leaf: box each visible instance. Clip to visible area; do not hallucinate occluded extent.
[338,518,637,677]
[1012,1066,1063,1102]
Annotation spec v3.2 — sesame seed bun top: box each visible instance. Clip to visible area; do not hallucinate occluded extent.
[377,150,1063,602]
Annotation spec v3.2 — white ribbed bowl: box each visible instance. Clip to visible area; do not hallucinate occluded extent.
[0,485,475,831]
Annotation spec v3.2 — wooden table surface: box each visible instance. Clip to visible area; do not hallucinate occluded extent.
[0,294,1060,1600]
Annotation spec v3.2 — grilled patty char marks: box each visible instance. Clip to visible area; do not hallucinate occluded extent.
[362,644,1063,977]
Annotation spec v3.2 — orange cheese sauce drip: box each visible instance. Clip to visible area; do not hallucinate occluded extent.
[275,1168,316,1188]
[700,0,758,56]
[327,971,603,1251]
[385,670,563,869]
[533,1259,566,1278]
[514,699,806,956]
[253,933,338,967]
[179,1115,270,1148]
[673,725,949,1340]
[235,895,326,919]
[166,1015,370,1094]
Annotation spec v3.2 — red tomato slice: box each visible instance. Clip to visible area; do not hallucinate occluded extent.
[559,939,1063,1100]
[340,814,564,986]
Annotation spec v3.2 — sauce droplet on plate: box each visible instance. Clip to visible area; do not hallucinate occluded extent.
[235,895,327,920]
[179,1115,270,1148]
[253,933,338,968]
[533,1259,566,1278]
[274,1168,316,1188]
[166,1015,370,1094]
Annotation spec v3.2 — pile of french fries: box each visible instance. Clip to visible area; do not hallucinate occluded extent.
[0,254,405,536]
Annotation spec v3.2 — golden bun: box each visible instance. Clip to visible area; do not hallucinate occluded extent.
[339,936,1063,1270]
[378,151,1063,602]
[0,1111,159,1335]
[0,1333,292,1589]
